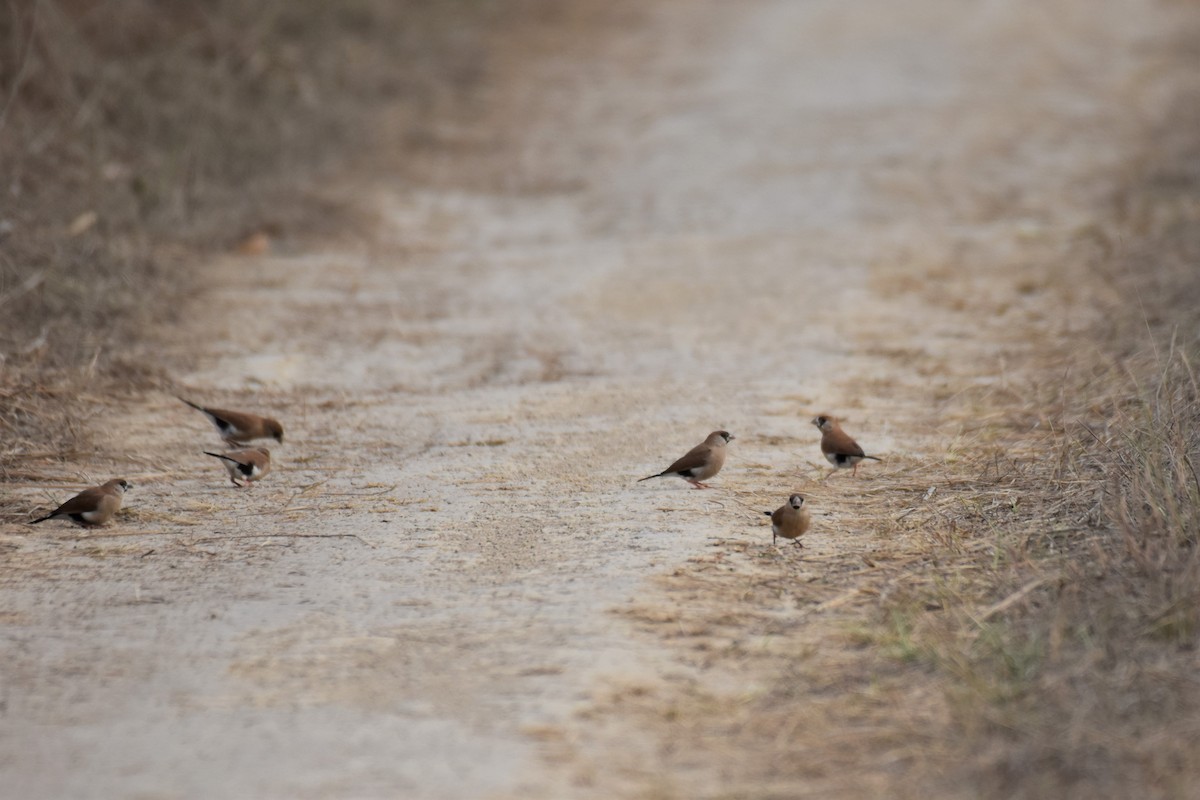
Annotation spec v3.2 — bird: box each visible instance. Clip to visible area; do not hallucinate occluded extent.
[179,397,284,445]
[638,430,734,489]
[764,493,811,547]
[205,447,271,488]
[31,478,132,526]
[812,414,881,476]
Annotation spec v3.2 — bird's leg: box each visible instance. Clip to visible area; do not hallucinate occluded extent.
[687,479,710,489]
[852,463,859,477]
[793,540,804,549]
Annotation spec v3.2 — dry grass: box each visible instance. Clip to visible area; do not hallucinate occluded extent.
[0,0,512,486]
[928,113,1200,796]
[3,2,1198,795]
[563,57,1200,800]
[590,293,1200,798]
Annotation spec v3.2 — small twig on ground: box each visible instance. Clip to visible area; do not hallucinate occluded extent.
[976,577,1049,622]
[192,533,376,547]
[237,505,321,516]
[318,485,398,497]
[57,530,195,539]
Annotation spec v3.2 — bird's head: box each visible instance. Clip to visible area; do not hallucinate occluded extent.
[789,494,805,509]
[811,415,835,432]
[108,478,132,493]
[266,419,284,443]
[711,430,734,444]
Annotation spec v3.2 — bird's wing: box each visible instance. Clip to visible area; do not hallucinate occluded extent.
[662,443,712,475]
[826,429,866,458]
[48,486,106,517]
[206,407,260,430]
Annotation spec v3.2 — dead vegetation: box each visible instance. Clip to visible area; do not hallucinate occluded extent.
[3,1,1199,796]
[0,0,511,484]
[566,84,1200,800]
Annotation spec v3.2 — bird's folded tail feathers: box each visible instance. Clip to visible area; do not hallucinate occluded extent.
[178,396,206,412]
[204,451,237,463]
[762,511,772,517]
[637,472,666,482]
[30,514,51,524]
[864,455,883,461]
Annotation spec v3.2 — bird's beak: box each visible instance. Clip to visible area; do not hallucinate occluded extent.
[728,435,736,440]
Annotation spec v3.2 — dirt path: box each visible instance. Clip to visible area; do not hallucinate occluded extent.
[2,1,1193,797]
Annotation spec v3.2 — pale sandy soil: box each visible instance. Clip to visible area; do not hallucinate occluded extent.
[2,1,1196,798]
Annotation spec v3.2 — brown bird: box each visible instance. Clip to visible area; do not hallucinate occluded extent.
[638,430,734,489]
[764,493,810,546]
[180,397,284,445]
[812,414,881,476]
[205,447,271,488]
[31,478,131,526]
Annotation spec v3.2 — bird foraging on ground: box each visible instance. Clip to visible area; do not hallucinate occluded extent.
[31,478,131,526]
[205,447,271,488]
[638,430,734,489]
[812,414,881,476]
[765,493,810,546]
[179,397,284,445]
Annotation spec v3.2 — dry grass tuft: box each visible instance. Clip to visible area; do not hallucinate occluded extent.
[573,50,1200,800]
[860,102,1200,796]
[0,0,510,483]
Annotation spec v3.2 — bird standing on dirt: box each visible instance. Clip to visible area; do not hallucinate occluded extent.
[638,430,734,489]
[30,478,132,526]
[205,447,272,488]
[179,397,284,445]
[765,493,810,546]
[812,414,880,476]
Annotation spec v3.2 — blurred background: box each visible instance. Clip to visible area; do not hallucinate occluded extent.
[0,1,515,363]
[3,3,1200,798]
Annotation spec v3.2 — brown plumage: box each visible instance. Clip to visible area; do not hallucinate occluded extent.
[638,430,735,489]
[764,493,810,546]
[31,478,131,526]
[180,397,284,445]
[812,414,881,476]
[205,447,271,488]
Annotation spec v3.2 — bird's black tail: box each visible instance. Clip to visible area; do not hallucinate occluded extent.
[204,451,237,463]
[178,396,205,412]
[30,515,50,524]
[636,472,665,483]
[762,511,772,517]
[864,455,883,461]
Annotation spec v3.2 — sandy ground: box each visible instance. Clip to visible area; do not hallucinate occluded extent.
[1,0,1194,797]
